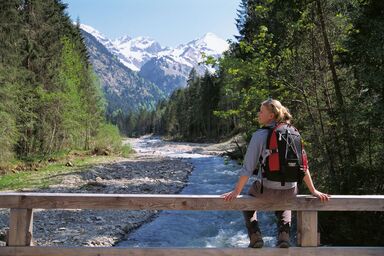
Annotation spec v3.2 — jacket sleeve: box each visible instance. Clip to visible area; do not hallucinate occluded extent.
[238,131,265,177]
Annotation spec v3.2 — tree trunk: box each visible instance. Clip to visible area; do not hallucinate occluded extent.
[311,24,336,179]
[316,0,356,164]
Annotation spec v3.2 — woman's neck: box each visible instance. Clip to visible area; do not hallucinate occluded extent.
[264,120,277,127]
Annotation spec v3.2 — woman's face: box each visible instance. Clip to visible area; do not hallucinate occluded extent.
[258,104,275,125]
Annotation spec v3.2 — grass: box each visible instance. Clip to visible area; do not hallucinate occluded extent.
[0,152,131,192]
[120,144,135,158]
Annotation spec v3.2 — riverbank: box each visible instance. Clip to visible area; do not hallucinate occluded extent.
[126,134,245,158]
[0,155,193,247]
[0,135,242,247]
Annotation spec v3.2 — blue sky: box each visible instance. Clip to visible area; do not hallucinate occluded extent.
[62,0,241,47]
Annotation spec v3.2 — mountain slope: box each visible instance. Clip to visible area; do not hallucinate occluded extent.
[112,36,165,71]
[139,56,190,96]
[81,24,229,96]
[138,33,229,95]
[81,29,165,115]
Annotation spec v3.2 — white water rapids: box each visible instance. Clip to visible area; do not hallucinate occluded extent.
[118,136,294,248]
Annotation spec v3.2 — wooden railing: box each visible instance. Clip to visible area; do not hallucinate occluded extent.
[0,193,383,256]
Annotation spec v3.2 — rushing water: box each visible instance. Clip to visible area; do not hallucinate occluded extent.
[118,136,288,248]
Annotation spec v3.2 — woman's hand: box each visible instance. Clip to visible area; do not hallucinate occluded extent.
[221,176,249,201]
[303,170,330,202]
[221,190,240,201]
[311,189,330,202]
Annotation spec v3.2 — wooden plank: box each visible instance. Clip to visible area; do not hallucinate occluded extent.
[297,211,303,246]
[8,209,33,246]
[0,247,383,256]
[0,193,383,211]
[300,211,318,247]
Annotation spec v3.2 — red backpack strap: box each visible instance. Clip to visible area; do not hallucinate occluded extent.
[267,123,285,172]
[301,142,309,172]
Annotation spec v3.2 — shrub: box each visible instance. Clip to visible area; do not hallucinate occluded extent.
[92,124,122,155]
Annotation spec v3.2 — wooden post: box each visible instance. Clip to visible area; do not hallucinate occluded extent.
[8,208,33,246]
[297,211,318,247]
[297,211,303,246]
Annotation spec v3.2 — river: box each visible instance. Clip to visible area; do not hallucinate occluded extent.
[118,136,292,248]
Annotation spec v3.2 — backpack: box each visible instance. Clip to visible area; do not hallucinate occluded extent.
[260,123,308,186]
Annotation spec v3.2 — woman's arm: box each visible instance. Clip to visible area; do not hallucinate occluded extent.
[221,131,265,201]
[222,175,249,201]
[303,170,330,202]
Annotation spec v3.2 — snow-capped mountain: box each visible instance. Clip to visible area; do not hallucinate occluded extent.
[168,32,229,63]
[80,28,165,114]
[110,31,229,74]
[81,24,229,96]
[138,32,229,95]
[80,24,119,53]
[158,32,228,71]
[112,36,165,71]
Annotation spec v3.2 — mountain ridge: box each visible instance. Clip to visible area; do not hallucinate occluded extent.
[81,24,229,71]
[80,29,165,115]
[80,24,229,104]
[81,24,229,95]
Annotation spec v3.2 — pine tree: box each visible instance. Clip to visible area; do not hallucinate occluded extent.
[1,0,107,161]
[0,0,25,163]
[234,0,248,41]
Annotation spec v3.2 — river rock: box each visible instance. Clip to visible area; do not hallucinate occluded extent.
[0,135,239,247]
[0,152,193,247]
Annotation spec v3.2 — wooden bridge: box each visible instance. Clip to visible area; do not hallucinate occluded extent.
[0,193,383,255]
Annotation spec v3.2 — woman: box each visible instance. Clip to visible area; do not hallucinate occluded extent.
[222,99,329,248]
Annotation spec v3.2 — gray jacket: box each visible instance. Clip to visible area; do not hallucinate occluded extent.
[239,121,296,189]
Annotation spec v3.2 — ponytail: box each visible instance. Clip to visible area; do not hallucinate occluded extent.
[262,99,292,124]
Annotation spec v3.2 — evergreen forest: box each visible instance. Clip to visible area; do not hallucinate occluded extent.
[0,0,122,167]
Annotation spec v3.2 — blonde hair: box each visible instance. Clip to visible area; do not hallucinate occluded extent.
[262,99,292,124]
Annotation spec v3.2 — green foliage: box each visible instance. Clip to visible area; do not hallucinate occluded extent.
[93,124,122,154]
[0,152,126,191]
[0,0,114,168]
[92,123,133,157]
[121,144,135,158]
[151,69,227,141]
[0,110,18,165]
[0,73,19,165]
[0,0,25,165]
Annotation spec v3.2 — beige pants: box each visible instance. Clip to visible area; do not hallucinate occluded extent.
[243,180,297,233]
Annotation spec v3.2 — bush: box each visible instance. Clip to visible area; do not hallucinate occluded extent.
[92,123,134,157]
[121,144,135,157]
[92,124,122,155]
[0,111,18,167]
